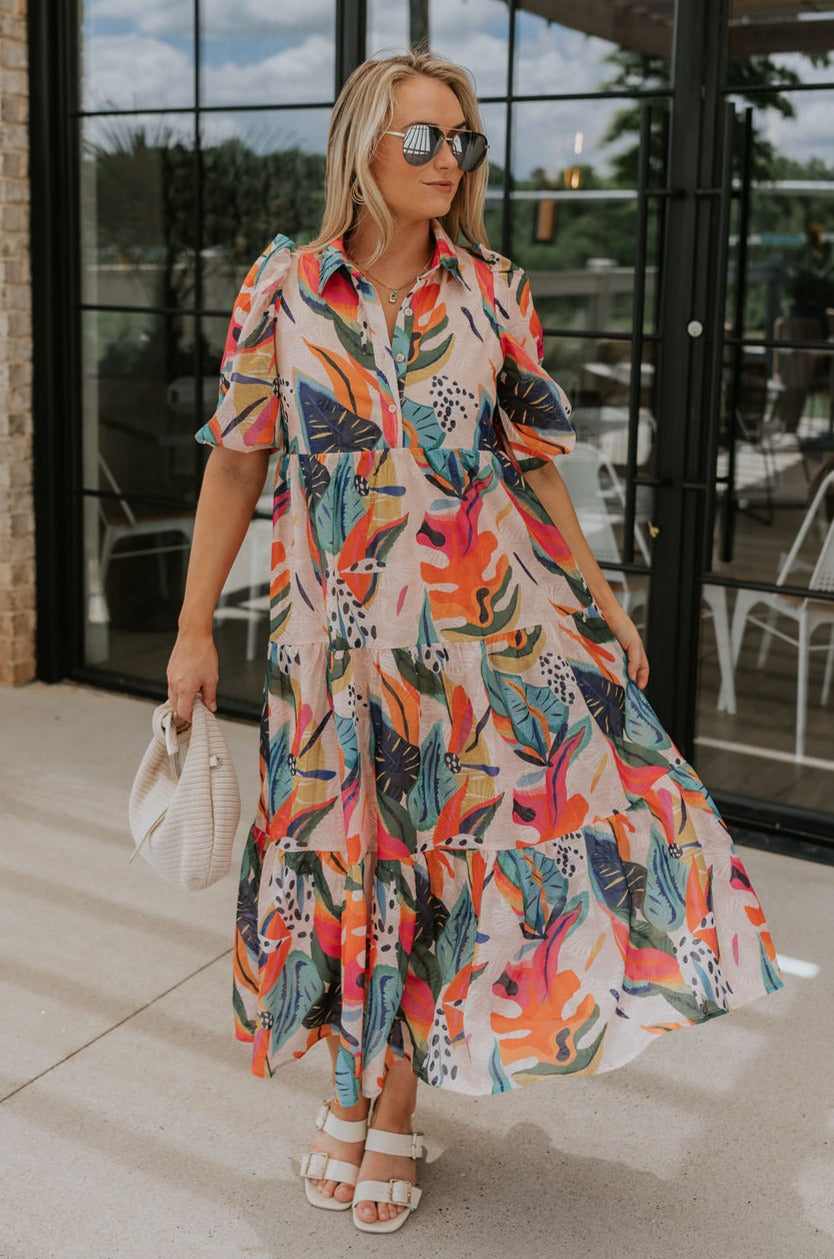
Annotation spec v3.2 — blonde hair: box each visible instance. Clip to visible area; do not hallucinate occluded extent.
[306,51,489,265]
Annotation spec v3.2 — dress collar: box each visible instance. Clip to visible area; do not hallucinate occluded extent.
[316,220,469,294]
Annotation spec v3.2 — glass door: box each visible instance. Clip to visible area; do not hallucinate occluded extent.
[693,8,834,836]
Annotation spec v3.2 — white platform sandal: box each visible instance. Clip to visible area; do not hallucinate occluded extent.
[352,1129,424,1234]
[300,1098,368,1211]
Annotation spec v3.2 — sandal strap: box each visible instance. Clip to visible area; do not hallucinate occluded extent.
[300,1152,359,1185]
[364,1129,424,1160]
[354,1178,422,1210]
[315,1098,368,1143]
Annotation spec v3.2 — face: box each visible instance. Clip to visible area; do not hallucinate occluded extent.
[370,75,468,226]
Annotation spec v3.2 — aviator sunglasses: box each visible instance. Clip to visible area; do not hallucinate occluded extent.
[384,122,489,172]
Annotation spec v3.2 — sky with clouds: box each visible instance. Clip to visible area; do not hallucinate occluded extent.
[81,0,834,181]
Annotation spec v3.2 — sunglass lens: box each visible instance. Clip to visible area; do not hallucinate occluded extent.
[401,123,442,165]
[455,132,488,172]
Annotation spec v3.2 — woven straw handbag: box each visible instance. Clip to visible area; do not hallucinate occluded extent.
[128,696,240,890]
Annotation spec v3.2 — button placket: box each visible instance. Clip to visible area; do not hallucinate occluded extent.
[354,271,404,445]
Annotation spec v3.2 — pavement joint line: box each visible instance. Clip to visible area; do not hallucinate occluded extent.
[0,948,233,1106]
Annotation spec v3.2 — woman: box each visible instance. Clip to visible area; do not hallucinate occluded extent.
[167,51,783,1234]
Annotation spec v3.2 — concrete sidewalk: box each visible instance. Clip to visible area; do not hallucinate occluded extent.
[1,681,832,1259]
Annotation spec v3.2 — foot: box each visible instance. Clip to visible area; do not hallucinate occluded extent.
[309,1096,370,1204]
[354,1104,419,1225]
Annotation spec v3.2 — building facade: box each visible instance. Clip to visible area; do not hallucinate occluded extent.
[5,0,834,851]
[0,0,33,685]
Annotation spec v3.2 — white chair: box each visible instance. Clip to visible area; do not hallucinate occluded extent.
[560,444,736,712]
[559,442,649,625]
[213,513,272,661]
[98,454,194,602]
[730,468,834,759]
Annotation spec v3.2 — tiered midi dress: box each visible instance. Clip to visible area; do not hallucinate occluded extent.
[197,222,783,1104]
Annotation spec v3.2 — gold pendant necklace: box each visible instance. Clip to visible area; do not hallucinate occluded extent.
[359,253,433,305]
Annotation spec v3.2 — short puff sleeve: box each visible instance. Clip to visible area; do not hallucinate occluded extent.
[195,234,295,453]
[493,260,575,471]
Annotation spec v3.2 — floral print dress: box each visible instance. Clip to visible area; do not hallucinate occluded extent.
[196,222,783,1103]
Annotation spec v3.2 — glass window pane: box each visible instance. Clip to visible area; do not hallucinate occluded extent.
[694,575,834,813]
[542,333,657,567]
[367,0,409,55]
[81,309,200,671]
[506,100,666,332]
[728,5,834,88]
[200,109,329,310]
[199,0,337,107]
[515,3,673,90]
[80,0,195,112]
[81,114,196,310]
[367,0,510,96]
[428,0,509,98]
[728,90,834,341]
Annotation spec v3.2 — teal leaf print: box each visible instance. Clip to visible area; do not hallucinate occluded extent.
[296,376,381,452]
[409,722,457,829]
[365,967,404,1061]
[436,892,477,986]
[315,452,365,553]
[642,827,688,931]
[497,850,568,938]
[402,397,446,448]
[623,680,671,750]
[262,951,323,1049]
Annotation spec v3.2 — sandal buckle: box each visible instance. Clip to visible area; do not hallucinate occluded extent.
[302,1151,329,1179]
[387,1180,412,1206]
[411,1132,425,1159]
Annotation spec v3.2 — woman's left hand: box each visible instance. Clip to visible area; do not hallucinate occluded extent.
[607,607,650,690]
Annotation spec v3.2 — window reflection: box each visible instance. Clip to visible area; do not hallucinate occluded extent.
[80,0,194,111]
[200,109,328,309]
[199,0,336,106]
[81,114,196,309]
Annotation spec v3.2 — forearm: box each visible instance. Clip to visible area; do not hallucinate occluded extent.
[178,446,270,633]
[522,459,623,621]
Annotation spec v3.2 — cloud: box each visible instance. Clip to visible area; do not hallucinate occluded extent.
[85,0,334,40]
[202,34,336,107]
[758,91,834,171]
[83,34,194,111]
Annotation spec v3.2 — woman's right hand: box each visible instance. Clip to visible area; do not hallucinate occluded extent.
[166,629,219,723]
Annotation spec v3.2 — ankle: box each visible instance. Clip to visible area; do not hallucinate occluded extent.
[329,1094,370,1123]
[370,1097,415,1132]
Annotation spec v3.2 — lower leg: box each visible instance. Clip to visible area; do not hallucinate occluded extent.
[355,1058,419,1225]
[309,1038,370,1203]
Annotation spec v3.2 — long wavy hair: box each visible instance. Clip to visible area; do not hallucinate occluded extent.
[305,51,490,265]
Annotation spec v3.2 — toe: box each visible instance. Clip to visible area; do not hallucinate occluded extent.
[357,1200,378,1223]
[334,1182,354,1203]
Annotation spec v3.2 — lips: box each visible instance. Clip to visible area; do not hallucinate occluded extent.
[425,182,454,191]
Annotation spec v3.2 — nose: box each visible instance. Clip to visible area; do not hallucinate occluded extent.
[432,134,457,170]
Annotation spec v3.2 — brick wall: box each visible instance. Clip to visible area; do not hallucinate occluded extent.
[0,0,35,685]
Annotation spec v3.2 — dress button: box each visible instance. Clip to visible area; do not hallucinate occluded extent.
[396,352,405,362]
[388,403,396,413]
[404,306,413,316]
